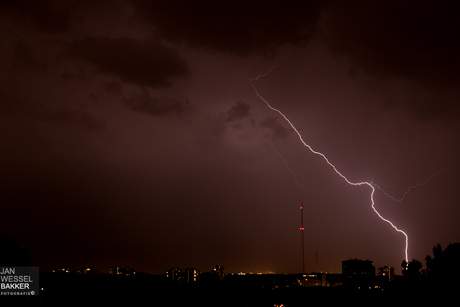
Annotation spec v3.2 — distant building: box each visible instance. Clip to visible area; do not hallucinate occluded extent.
[297,273,324,287]
[110,266,119,275]
[296,272,343,287]
[53,267,72,273]
[342,258,375,289]
[185,268,199,282]
[110,266,135,276]
[378,266,394,281]
[211,265,225,280]
[80,267,98,275]
[166,267,200,283]
[166,267,183,282]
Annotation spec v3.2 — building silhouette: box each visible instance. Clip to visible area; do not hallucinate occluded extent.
[342,258,375,289]
[211,265,225,280]
[185,268,199,282]
[110,266,135,276]
[378,266,394,281]
[166,267,182,281]
[80,267,98,275]
[166,267,200,282]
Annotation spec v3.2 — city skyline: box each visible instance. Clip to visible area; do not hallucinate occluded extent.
[1,1,459,275]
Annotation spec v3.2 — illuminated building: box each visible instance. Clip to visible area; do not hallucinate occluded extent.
[166,267,200,282]
[297,273,324,287]
[110,266,120,275]
[110,266,135,276]
[378,266,394,281]
[166,267,183,282]
[80,267,98,275]
[211,265,225,280]
[185,268,200,282]
[53,267,71,273]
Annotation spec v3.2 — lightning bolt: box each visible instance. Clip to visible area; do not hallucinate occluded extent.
[245,79,410,263]
[248,51,291,81]
[267,140,312,192]
[372,169,445,202]
[253,69,311,193]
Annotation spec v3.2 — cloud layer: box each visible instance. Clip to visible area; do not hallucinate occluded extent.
[61,36,190,88]
[129,0,323,55]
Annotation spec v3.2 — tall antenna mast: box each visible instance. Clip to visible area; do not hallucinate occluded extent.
[300,203,305,274]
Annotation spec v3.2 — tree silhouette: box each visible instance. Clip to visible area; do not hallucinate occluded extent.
[401,259,422,278]
[0,237,31,266]
[425,243,460,284]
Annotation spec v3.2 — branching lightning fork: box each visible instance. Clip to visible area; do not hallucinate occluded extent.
[267,140,312,192]
[246,79,410,263]
[372,169,445,202]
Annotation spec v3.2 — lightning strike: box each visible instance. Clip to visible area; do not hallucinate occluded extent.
[267,140,312,192]
[372,169,446,202]
[246,79,410,263]
[256,87,311,192]
[249,51,291,81]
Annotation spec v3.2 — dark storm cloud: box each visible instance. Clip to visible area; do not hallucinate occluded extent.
[60,68,87,84]
[0,0,72,34]
[128,0,322,55]
[322,1,460,86]
[105,80,124,96]
[61,36,190,88]
[0,89,107,132]
[226,101,252,122]
[404,88,460,121]
[126,88,192,116]
[259,117,292,139]
[44,107,108,132]
[193,102,256,152]
[9,40,47,73]
[200,114,228,139]
[320,0,460,120]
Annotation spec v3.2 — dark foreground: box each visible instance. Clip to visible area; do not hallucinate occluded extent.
[3,273,456,306]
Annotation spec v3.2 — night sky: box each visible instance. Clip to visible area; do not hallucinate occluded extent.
[1,0,459,275]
